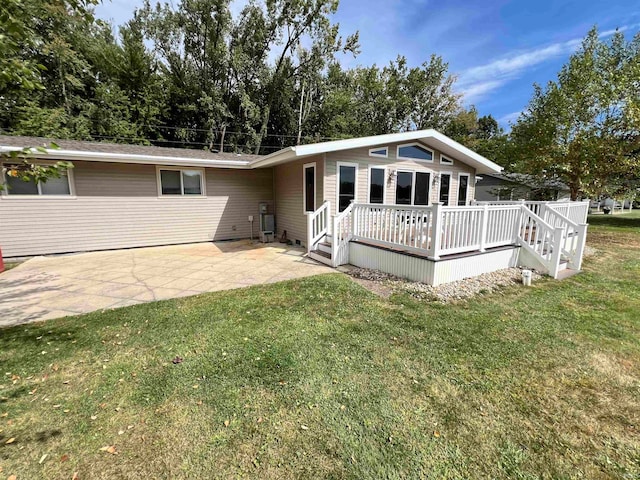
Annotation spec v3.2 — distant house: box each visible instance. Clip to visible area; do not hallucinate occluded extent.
[475,172,570,202]
[0,130,589,284]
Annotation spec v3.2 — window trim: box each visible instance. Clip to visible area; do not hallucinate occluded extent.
[367,165,386,204]
[336,161,358,212]
[440,154,454,165]
[1,161,76,199]
[368,146,388,158]
[156,166,206,197]
[457,172,470,206]
[303,162,316,213]
[396,142,434,163]
[436,171,453,206]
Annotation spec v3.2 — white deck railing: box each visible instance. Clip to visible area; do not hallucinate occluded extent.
[474,200,589,224]
[306,201,330,253]
[307,200,589,277]
[332,202,353,267]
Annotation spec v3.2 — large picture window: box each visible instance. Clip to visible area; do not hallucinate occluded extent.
[2,164,72,196]
[158,168,204,196]
[369,167,385,204]
[397,143,434,162]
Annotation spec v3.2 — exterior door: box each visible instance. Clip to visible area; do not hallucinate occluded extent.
[304,163,315,212]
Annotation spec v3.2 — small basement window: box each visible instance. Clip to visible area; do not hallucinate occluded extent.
[2,164,73,196]
[397,143,434,162]
[158,168,204,196]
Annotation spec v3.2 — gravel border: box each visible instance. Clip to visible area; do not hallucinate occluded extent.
[347,266,543,303]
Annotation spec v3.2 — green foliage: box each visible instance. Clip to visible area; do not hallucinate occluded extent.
[509,27,640,200]
[0,143,73,191]
[1,0,468,154]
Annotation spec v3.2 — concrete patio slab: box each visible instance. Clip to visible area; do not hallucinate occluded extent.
[0,240,332,328]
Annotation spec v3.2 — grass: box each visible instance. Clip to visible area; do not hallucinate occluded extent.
[1,214,639,479]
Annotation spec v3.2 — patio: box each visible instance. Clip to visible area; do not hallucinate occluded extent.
[0,240,332,327]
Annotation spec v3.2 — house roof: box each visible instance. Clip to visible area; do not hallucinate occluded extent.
[482,172,570,191]
[251,129,503,174]
[0,135,259,169]
[0,130,502,174]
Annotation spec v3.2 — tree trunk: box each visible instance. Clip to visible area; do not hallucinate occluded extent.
[297,82,305,145]
[219,124,227,153]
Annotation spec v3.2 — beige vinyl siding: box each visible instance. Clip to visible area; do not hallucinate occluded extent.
[324,141,476,215]
[273,155,323,246]
[0,161,273,258]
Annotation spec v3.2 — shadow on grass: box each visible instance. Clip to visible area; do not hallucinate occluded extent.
[588,213,640,230]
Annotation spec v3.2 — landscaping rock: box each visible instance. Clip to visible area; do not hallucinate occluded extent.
[346,267,543,303]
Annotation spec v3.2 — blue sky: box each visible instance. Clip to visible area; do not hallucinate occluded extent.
[95,0,640,129]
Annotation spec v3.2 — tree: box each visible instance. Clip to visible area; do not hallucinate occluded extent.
[509,27,640,200]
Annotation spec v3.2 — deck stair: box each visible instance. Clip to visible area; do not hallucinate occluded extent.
[306,200,589,279]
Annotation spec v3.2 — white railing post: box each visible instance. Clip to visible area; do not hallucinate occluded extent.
[429,202,443,260]
[571,223,588,270]
[350,200,357,237]
[332,214,338,262]
[306,212,313,254]
[479,204,489,252]
[549,226,564,278]
[325,201,332,235]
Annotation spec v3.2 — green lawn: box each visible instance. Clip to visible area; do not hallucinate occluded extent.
[1,214,639,479]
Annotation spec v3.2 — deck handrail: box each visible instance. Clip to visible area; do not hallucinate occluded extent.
[307,201,588,277]
[331,202,354,267]
[306,200,330,253]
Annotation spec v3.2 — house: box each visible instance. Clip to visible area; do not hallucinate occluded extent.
[0,130,589,285]
[475,172,570,202]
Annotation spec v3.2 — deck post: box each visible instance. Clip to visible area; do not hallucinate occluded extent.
[325,201,332,235]
[479,204,489,252]
[350,200,357,237]
[306,211,313,254]
[429,202,443,260]
[549,226,564,278]
[571,223,588,270]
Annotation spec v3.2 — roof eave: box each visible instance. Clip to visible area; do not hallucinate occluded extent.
[0,147,252,169]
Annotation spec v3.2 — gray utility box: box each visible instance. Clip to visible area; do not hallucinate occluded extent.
[260,214,275,243]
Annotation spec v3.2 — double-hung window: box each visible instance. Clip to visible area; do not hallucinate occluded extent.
[2,163,73,196]
[158,168,204,196]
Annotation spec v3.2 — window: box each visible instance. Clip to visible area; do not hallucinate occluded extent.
[158,168,204,196]
[368,167,385,204]
[303,163,316,212]
[414,172,431,205]
[457,174,469,206]
[439,173,451,205]
[395,171,413,205]
[440,155,454,165]
[397,143,433,162]
[337,163,357,212]
[2,164,72,196]
[369,147,388,158]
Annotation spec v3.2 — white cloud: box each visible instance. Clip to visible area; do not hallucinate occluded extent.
[498,110,522,125]
[457,24,637,103]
